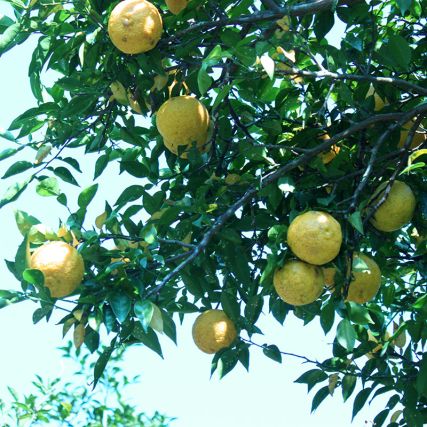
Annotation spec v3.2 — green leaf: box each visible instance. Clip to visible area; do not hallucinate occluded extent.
[342,374,357,402]
[93,338,117,389]
[94,153,109,179]
[416,354,427,397]
[14,210,40,235]
[132,324,163,358]
[54,166,79,186]
[348,211,364,234]
[0,22,20,56]
[14,235,29,279]
[378,34,412,71]
[134,300,154,333]
[78,184,98,209]
[311,386,329,413]
[313,11,334,39]
[0,178,30,208]
[221,291,240,322]
[336,319,356,351]
[36,177,60,197]
[0,128,16,143]
[320,300,335,334]
[262,344,282,363]
[22,268,44,287]
[352,387,372,420]
[295,369,328,392]
[347,302,374,325]
[197,65,212,96]
[109,293,131,323]
[115,185,144,207]
[396,0,412,14]
[0,290,26,309]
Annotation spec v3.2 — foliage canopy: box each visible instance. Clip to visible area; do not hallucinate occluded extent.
[0,0,426,425]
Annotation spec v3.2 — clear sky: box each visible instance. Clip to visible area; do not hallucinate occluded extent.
[0,3,389,426]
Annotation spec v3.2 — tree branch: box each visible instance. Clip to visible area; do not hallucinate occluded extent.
[276,68,427,96]
[160,0,363,46]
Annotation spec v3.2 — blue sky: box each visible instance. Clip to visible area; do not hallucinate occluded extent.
[0,2,389,426]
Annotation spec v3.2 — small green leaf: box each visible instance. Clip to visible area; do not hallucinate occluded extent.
[23,268,45,287]
[336,319,356,351]
[197,65,212,96]
[109,293,131,323]
[348,211,364,234]
[416,354,427,397]
[14,210,40,235]
[262,344,282,363]
[0,128,16,143]
[0,178,30,208]
[352,387,372,420]
[0,22,20,56]
[342,374,357,401]
[78,184,98,209]
[396,0,412,15]
[133,324,163,358]
[14,235,29,279]
[36,177,60,197]
[295,369,328,392]
[378,34,412,71]
[311,386,329,413]
[54,166,79,186]
[134,300,154,333]
[93,338,117,389]
[320,300,335,334]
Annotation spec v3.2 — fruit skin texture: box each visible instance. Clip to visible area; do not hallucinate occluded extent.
[273,260,324,306]
[347,253,381,304]
[30,241,84,298]
[108,0,163,54]
[287,211,342,265]
[323,267,336,289]
[369,180,416,232]
[156,96,211,158]
[192,309,237,354]
[165,0,187,14]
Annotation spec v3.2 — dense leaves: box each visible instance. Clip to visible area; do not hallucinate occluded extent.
[0,0,426,425]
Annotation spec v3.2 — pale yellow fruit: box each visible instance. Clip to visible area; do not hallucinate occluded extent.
[30,241,84,298]
[346,253,381,304]
[317,134,340,165]
[165,0,187,15]
[398,121,426,149]
[287,211,342,265]
[192,309,237,354]
[273,260,324,306]
[369,180,416,232]
[156,96,211,158]
[108,0,163,54]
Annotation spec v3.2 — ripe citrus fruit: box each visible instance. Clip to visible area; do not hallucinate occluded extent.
[273,260,324,306]
[398,121,426,149]
[287,211,342,265]
[192,309,237,354]
[369,180,416,232]
[165,0,187,14]
[346,253,381,304]
[30,241,84,298]
[108,0,163,54]
[156,96,211,158]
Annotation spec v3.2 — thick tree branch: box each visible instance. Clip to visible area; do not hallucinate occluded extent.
[276,68,427,96]
[147,104,427,296]
[161,0,363,45]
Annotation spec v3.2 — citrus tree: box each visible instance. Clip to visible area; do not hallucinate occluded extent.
[0,342,173,426]
[0,0,426,425]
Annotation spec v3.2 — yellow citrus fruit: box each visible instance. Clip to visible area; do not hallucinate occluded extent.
[346,253,381,304]
[369,180,416,232]
[156,96,211,158]
[108,0,163,54]
[273,260,324,306]
[398,121,426,149]
[192,309,237,354]
[165,0,187,14]
[287,211,342,265]
[30,241,84,298]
